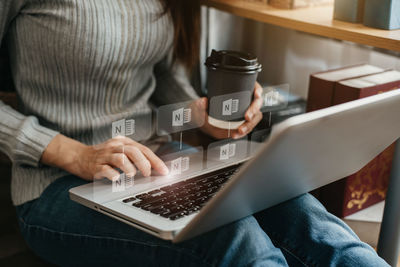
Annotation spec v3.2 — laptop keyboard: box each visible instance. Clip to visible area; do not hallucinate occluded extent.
[121,166,239,221]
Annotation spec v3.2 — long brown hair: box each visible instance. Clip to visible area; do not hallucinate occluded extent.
[162,0,201,71]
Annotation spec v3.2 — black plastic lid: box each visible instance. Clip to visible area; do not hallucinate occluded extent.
[205,50,262,73]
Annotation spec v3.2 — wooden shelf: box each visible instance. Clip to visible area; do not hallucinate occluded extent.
[201,0,400,52]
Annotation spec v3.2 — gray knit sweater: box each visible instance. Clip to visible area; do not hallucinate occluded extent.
[0,0,199,205]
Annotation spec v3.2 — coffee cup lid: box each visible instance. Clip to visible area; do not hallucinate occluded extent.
[205,50,262,73]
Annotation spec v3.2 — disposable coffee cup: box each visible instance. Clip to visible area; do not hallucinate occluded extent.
[205,50,262,129]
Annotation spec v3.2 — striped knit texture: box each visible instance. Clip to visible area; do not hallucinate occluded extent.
[0,0,199,205]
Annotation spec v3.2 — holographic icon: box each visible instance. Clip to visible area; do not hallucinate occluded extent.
[207,139,249,169]
[112,118,135,138]
[219,143,236,160]
[170,156,190,175]
[157,101,204,135]
[263,89,280,107]
[260,84,290,113]
[172,108,192,127]
[125,119,135,135]
[222,99,239,116]
[112,173,134,192]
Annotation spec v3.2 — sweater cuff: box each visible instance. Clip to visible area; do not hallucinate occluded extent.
[13,116,59,167]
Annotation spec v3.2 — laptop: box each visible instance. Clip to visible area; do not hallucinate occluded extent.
[69,89,400,243]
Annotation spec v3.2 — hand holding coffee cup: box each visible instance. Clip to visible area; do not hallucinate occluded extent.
[195,83,263,140]
[196,50,263,139]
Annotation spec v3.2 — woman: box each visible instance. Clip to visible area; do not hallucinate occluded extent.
[0,0,389,266]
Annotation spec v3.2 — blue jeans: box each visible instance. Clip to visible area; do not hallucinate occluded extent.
[15,144,389,266]
[16,177,389,267]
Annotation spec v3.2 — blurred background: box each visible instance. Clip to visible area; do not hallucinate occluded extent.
[200,7,400,99]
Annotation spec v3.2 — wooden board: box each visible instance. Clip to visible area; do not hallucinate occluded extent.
[201,0,400,52]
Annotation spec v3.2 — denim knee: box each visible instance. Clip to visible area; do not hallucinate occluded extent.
[280,193,326,215]
[200,216,288,267]
[255,193,389,267]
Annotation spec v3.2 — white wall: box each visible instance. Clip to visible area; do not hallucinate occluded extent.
[204,8,400,99]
